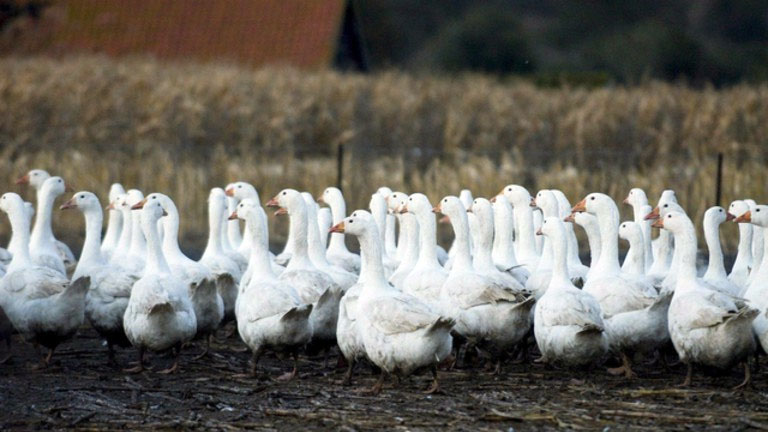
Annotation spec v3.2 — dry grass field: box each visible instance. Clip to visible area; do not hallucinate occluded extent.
[0,56,766,254]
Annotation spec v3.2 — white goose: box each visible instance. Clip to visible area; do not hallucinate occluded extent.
[745,199,764,283]
[100,183,125,261]
[388,194,419,289]
[496,185,540,271]
[224,183,244,251]
[702,206,741,297]
[226,182,283,275]
[232,199,313,380]
[370,192,399,277]
[0,192,89,367]
[623,188,654,271]
[317,207,333,249]
[318,187,361,274]
[436,196,534,370]
[728,200,752,290]
[267,189,344,356]
[122,199,197,374]
[140,193,223,355]
[28,177,68,275]
[619,221,646,277]
[400,193,448,308]
[16,169,77,272]
[571,193,657,317]
[490,196,529,284]
[200,188,242,323]
[124,189,148,274]
[61,191,138,363]
[565,212,601,280]
[301,192,357,290]
[658,211,756,388]
[551,189,590,281]
[735,207,768,357]
[377,186,399,261]
[469,197,526,291]
[534,217,608,367]
[646,191,677,285]
[331,210,453,394]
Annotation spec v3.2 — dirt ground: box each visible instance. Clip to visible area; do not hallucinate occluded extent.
[1,325,767,431]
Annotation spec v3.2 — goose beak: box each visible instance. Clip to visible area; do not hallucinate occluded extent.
[644,207,660,220]
[225,188,234,197]
[734,211,751,223]
[14,174,29,185]
[131,198,147,210]
[162,209,168,217]
[726,212,736,222]
[317,195,325,204]
[59,198,76,210]
[228,211,238,220]
[432,204,442,214]
[530,198,538,208]
[490,195,497,203]
[651,218,664,229]
[466,207,473,213]
[564,213,575,223]
[329,221,345,233]
[439,215,450,224]
[535,228,543,236]
[622,196,630,205]
[105,201,115,211]
[398,204,408,214]
[571,199,587,213]
[274,207,287,216]
[266,197,279,208]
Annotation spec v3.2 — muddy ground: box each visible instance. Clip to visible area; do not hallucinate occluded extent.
[1,325,767,431]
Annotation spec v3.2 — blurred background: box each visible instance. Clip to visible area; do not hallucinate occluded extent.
[0,0,766,254]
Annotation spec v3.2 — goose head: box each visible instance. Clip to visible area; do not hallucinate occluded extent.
[736,205,768,227]
[619,221,643,243]
[387,191,407,214]
[377,186,393,199]
[60,191,100,212]
[230,198,261,223]
[226,182,260,202]
[459,189,474,209]
[208,187,228,218]
[652,210,692,234]
[108,183,126,204]
[469,198,493,222]
[434,196,466,223]
[318,186,343,207]
[329,210,375,236]
[401,193,432,216]
[659,189,678,206]
[728,200,750,221]
[623,187,648,207]
[533,189,559,217]
[571,192,615,217]
[15,169,50,189]
[496,184,532,209]
[704,206,733,227]
[125,189,145,213]
[267,188,302,216]
[537,216,565,238]
[140,199,167,226]
[0,192,27,218]
[40,176,70,199]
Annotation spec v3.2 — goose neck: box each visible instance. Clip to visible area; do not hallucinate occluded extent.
[129,210,146,255]
[144,216,171,275]
[549,230,571,287]
[79,207,105,268]
[161,210,185,260]
[415,210,440,267]
[513,205,538,259]
[7,210,33,272]
[594,206,621,275]
[358,227,388,287]
[102,209,122,249]
[286,202,314,270]
[448,211,473,272]
[703,219,727,279]
[672,225,698,283]
[328,198,348,252]
[30,188,55,246]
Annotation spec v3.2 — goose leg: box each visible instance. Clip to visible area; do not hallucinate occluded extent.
[733,361,751,390]
[277,351,299,381]
[157,345,181,374]
[342,358,355,386]
[679,363,693,387]
[424,366,441,394]
[368,370,386,395]
[193,335,211,360]
[123,348,145,374]
[607,352,635,379]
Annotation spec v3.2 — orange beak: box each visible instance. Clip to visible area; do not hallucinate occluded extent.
[439,215,450,224]
[644,207,660,220]
[105,201,115,211]
[329,221,345,233]
[564,213,575,223]
[225,188,235,197]
[466,207,473,213]
[726,212,736,222]
[535,227,543,235]
[651,218,664,229]
[432,204,442,214]
[622,196,630,205]
[274,207,287,216]
[228,211,238,220]
[161,209,168,217]
[317,195,325,204]
[131,198,147,210]
[571,198,587,213]
[490,195,497,203]
[530,197,537,208]
[734,211,751,223]
[398,204,409,214]
[14,174,29,185]
[59,198,76,210]
[266,197,279,208]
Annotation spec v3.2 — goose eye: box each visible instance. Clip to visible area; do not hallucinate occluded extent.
[507,187,512,191]
[238,185,242,189]
[58,179,62,183]
[409,198,412,201]
[758,209,762,212]
[349,219,354,223]
[282,192,287,196]
[664,204,668,208]
[719,209,723,212]
[621,224,625,228]
[668,214,672,218]
[80,195,84,199]
[353,212,357,216]
[443,199,447,203]
[590,196,595,201]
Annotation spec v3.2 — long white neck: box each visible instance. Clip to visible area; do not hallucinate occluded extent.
[226,196,242,249]
[357,226,389,290]
[286,201,314,271]
[621,235,645,276]
[102,208,122,251]
[492,205,519,266]
[161,207,186,261]
[396,213,419,268]
[448,210,474,273]
[513,203,538,262]
[734,222,753,267]
[7,209,33,272]
[328,197,349,252]
[414,210,440,268]
[305,203,332,268]
[671,223,698,292]
[756,226,768,280]
[143,215,171,276]
[76,207,106,274]
[129,209,146,257]
[594,204,621,276]
[115,208,133,256]
[245,214,276,282]
[384,214,397,256]
[203,203,224,258]
[549,229,571,288]
[580,216,601,267]
[395,214,407,260]
[632,205,653,270]
[703,218,727,280]
[471,212,496,272]
[648,229,673,274]
[30,188,56,247]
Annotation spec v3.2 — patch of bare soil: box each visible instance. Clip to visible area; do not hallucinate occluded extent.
[1,326,767,431]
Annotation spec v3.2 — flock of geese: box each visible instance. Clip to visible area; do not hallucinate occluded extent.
[0,169,766,394]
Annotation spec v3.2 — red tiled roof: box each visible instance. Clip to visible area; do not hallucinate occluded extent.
[0,0,348,68]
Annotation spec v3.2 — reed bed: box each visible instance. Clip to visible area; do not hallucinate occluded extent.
[0,55,766,254]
